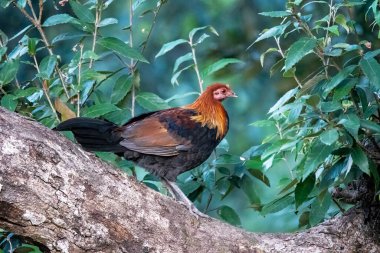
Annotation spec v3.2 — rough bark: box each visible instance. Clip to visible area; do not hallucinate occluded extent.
[0,107,379,253]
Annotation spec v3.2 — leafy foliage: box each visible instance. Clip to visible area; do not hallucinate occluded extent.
[248,0,380,228]
[0,0,245,247]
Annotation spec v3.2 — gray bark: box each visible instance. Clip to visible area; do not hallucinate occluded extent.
[0,107,379,253]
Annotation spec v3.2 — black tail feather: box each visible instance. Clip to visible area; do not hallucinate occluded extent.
[55,118,125,152]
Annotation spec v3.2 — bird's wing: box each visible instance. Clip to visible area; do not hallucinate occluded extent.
[118,110,193,156]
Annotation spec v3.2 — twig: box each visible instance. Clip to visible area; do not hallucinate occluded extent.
[32,55,60,121]
[89,1,103,69]
[77,44,84,117]
[0,87,7,95]
[13,0,70,98]
[189,42,204,93]
[132,1,163,69]
[129,0,136,117]
[274,37,303,88]
[332,198,346,213]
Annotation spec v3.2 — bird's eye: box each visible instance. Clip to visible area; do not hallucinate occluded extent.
[222,89,226,93]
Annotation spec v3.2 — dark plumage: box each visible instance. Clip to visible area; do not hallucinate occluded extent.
[55,83,237,217]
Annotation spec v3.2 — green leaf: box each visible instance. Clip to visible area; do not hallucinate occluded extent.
[82,104,120,118]
[16,0,26,8]
[14,87,39,98]
[279,178,298,194]
[42,14,79,27]
[299,211,310,228]
[323,25,339,36]
[0,59,19,86]
[320,129,339,146]
[171,64,193,85]
[285,37,318,71]
[173,52,192,73]
[295,173,315,208]
[249,22,290,47]
[69,0,95,23]
[339,114,360,140]
[335,14,349,33]
[111,75,132,104]
[155,39,188,58]
[248,169,270,187]
[27,37,39,56]
[310,192,331,226]
[0,0,12,8]
[250,119,275,128]
[320,158,349,189]
[1,94,17,111]
[202,58,242,77]
[203,168,215,189]
[189,26,218,41]
[213,154,242,165]
[38,55,57,80]
[259,11,292,17]
[98,18,118,27]
[320,101,342,112]
[268,87,298,113]
[136,92,170,111]
[306,94,320,107]
[323,65,356,97]
[303,140,334,179]
[217,206,241,226]
[351,145,369,175]
[104,108,131,125]
[260,47,278,67]
[333,79,356,101]
[241,175,261,205]
[261,194,294,215]
[360,119,380,134]
[97,37,148,63]
[360,57,380,90]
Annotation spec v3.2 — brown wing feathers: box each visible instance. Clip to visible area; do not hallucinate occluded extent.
[119,112,192,156]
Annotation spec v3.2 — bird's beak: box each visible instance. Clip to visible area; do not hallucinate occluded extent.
[227,90,238,98]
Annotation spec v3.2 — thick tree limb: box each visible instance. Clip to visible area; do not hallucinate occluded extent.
[0,107,379,253]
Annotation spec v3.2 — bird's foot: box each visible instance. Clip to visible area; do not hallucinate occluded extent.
[178,200,209,219]
[162,178,209,219]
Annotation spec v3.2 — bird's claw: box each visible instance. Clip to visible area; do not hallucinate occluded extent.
[178,200,209,219]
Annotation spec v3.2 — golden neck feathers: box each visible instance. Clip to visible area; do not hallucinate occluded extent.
[184,90,228,139]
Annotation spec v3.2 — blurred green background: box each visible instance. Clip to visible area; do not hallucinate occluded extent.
[0,0,338,232]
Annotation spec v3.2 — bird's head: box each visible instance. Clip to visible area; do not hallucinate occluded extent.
[206,83,237,102]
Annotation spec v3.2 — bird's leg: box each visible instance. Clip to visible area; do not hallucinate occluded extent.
[162,178,208,218]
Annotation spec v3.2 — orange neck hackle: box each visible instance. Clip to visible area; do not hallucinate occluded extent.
[184,83,234,139]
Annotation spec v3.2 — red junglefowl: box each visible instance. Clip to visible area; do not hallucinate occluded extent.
[55,83,237,217]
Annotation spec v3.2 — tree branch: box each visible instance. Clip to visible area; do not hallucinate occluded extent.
[0,107,379,252]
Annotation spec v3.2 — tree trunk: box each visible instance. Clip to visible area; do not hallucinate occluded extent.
[0,107,379,253]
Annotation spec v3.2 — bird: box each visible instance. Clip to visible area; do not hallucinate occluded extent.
[55,83,237,217]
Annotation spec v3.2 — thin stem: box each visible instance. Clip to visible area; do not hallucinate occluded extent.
[13,0,70,98]
[0,87,7,95]
[133,2,163,69]
[129,0,136,117]
[332,198,345,213]
[33,55,60,121]
[27,0,38,21]
[190,44,204,93]
[38,0,43,23]
[276,121,283,139]
[274,37,303,88]
[204,192,213,213]
[77,44,84,117]
[89,1,102,69]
